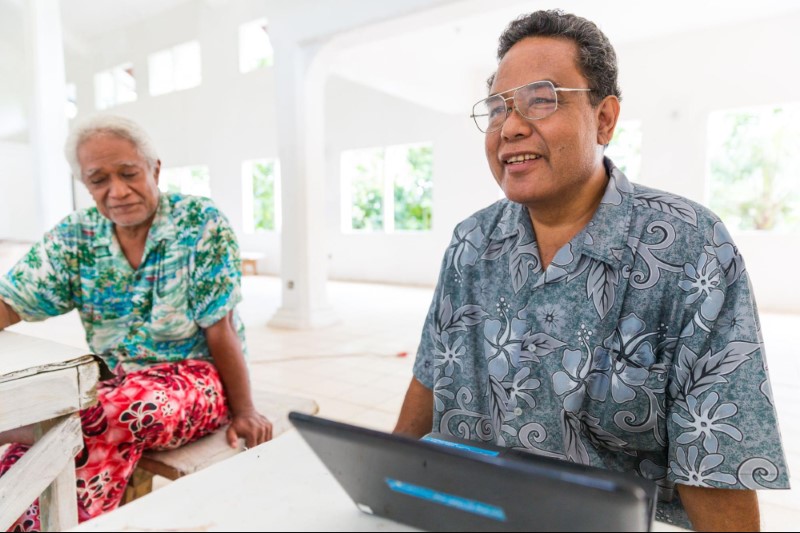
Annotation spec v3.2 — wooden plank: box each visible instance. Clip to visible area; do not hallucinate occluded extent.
[39,464,78,531]
[36,419,79,531]
[0,331,92,383]
[121,468,154,505]
[138,390,319,479]
[0,368,81,434]
[77,361,100,409]
[0,414,83,531]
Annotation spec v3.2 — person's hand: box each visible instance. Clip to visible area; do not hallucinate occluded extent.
[226,409,273,449]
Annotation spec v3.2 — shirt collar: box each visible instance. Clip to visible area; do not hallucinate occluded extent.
[505,157,634,273]
[582,157,635,268]
[146,194,177,245]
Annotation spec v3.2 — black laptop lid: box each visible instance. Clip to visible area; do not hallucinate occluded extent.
[289,412,656,532]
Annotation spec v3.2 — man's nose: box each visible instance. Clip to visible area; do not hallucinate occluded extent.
[501,104,534,140]
[108,176,130,198]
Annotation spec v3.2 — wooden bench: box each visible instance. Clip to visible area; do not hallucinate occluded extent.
[122,389,318,504]
[240,252,266,276]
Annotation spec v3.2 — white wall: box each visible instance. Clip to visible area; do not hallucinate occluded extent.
[0,0,29,142]
[0,142,37,241]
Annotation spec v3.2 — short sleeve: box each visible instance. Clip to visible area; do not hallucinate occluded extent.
[413,294,439,390]
[413,233,456,391]
[0,229,77,321]
[666,222,790,491]
[190,210,243,329]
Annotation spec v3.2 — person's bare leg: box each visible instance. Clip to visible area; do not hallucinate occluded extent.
[0,424,35,446]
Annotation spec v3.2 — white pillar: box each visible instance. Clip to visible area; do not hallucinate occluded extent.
[26,0,73,233]
[267,40,338,329]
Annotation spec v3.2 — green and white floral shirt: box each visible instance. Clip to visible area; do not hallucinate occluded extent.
[413,159,789,528]
[0,193,245,374]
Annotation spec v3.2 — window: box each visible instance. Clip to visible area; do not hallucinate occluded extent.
[94,63,137,110]
[708,103,800,232]
[159,166,211,198]
[242,159,281,233]
[239,18,274,73]
[606,120,642,182]
[341,143,433,232]
[148,41,202,96]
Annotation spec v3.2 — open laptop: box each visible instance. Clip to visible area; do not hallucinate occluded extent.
[289,412,657,532]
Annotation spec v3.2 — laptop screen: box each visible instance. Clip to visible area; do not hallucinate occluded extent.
[289,412,656,532]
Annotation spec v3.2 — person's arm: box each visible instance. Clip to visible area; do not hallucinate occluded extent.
[677,485,760,532]
[0,299,21,331]
[205,311,272,448]
[394,377,434,438]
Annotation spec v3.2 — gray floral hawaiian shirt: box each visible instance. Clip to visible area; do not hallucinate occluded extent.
[413,158,790,528]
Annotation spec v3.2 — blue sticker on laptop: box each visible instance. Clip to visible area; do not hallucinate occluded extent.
[421,436,500,457]
[385,478,508,522]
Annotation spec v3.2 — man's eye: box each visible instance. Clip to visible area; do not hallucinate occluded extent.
[121,173,137,179]
[529,97,555,106]
[90,178,107,185]
[488,105,507,118]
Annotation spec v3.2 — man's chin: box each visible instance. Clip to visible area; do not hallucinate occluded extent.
[106,213,153,229]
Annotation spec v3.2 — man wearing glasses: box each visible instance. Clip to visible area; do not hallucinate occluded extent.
[395,10,788,532]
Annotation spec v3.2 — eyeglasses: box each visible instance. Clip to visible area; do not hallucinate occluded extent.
[470,80,592,133]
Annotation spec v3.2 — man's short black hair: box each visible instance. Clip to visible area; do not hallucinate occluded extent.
[491,9,622,106]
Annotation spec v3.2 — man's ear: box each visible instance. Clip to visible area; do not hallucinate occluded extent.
[596,96,621,146]
[153,160,161,185]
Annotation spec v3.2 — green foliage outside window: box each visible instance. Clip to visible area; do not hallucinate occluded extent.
[350,150,385,231]
[346,143,433,232]
[709,105,800,232]
[253,161,276,231]
[394,145,433,231]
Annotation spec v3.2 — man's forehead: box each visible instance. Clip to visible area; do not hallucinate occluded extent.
[492,37,581,91]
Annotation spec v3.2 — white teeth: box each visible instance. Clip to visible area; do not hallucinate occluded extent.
[505,154,540,163]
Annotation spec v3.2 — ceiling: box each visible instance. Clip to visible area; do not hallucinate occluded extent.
[4,0,797,140]
[60,0,194,39]
[328,0,800,114]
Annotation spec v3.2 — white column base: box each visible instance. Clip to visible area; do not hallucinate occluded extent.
[267,306,339,330]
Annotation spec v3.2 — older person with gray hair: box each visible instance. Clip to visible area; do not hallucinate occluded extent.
[0,114,271,530]
[395,9,789,532]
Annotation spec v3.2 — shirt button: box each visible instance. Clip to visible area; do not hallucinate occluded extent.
[514,408,523,416]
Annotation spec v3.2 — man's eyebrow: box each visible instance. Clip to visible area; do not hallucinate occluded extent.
[82,162,141,177]
[489,78,559,97]
[83,168,103,178]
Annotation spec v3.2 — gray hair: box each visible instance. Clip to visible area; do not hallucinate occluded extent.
[64,114,159,179]
[490,10,621,106]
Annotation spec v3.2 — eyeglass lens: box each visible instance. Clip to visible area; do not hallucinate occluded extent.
[473,81,558,133]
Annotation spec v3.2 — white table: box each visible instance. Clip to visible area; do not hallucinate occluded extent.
[73,429,685,532]
[0,331,98,531]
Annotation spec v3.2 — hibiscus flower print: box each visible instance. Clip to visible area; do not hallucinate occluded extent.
[502,367,541,415]
[679,252,725,322]
[445,217,485,277]
[670,445,736,487]
[434,331,465,377]
[602,314,656,403]
[672,393,742,453]
[119,401,159,434]
[552,346,611,412]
